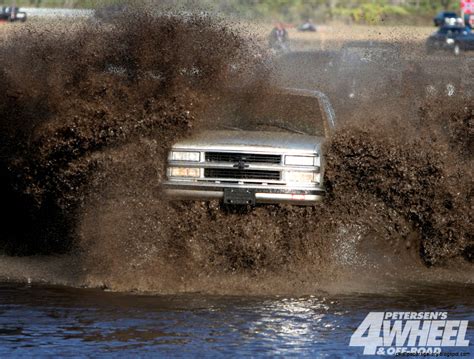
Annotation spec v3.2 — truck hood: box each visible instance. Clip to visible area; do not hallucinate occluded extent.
[172,130,324,154]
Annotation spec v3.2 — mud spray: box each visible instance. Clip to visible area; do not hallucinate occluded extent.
[0,9,472,294]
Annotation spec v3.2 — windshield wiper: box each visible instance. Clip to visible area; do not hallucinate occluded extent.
[256,122,308,135]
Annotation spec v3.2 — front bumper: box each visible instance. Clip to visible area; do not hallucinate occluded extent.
[162,181,325,205]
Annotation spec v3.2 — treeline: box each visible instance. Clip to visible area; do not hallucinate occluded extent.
[1,0,462,24]
[211,0,461,24]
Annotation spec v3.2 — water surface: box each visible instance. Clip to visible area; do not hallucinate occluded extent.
[0,283,472,357]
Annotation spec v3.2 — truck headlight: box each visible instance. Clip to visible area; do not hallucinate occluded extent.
[285,155,315,166]
[285,171,316,183]
[169,167,200,178]
[170,151,200,162]
[446,38,455,45]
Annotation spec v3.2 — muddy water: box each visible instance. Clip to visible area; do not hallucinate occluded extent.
[0,283,472,357]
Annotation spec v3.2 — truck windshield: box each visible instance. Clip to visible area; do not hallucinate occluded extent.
[199,90,327,137]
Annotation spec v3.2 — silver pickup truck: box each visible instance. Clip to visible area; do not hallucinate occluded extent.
[163,88,335,205]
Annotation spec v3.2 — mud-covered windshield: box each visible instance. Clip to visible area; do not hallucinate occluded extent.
[200,90,327,137]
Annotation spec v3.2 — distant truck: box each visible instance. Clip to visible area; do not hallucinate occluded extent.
[426,25,474,55]
[0,6,27,22]
[433,11,458,27]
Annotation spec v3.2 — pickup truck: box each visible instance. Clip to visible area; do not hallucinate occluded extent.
[163,88,335,205]
[426,25,474,55]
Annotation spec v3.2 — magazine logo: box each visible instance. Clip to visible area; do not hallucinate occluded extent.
[350,312,470,355]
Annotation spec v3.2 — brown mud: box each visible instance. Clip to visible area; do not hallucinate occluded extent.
[0,9,472,294]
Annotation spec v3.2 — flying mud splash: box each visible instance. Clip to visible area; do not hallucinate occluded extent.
[0,9,266,253]
[0,9,471,294]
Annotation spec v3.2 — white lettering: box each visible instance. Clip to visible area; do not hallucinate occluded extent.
[456,321,470,346]
[350,312,384,355]
[441,320,459,346]
[383,320,412,347]
[427,320,445,346]
[407,320,431,347]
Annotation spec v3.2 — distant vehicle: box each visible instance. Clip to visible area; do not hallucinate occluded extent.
[433,11,458,27]
[298,21,317,32]
[426,25,474,55]
[0,6,27,22]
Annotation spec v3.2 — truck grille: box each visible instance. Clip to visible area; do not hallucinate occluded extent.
[205,152,281,164]
[204,168,281,181]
